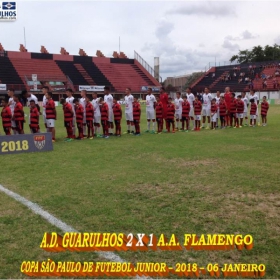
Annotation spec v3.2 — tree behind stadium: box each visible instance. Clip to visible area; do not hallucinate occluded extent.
[230,44,280,63]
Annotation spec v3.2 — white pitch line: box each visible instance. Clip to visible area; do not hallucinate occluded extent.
[0,184,126,263]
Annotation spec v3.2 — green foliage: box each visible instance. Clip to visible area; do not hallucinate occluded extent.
[230,44,280,63]
[184,72,204,89]
[166,84,177,92]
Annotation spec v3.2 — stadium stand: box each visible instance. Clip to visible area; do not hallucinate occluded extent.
[0,56,23,86]
[73,56,113,90]
[55,60,88,86]
[93,57,158,92]
[192,61,280,93]
[0,44,160,95]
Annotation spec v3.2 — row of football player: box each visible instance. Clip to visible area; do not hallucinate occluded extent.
[1,87,269,141]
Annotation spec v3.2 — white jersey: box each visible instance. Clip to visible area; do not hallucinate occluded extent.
[242,97,249,112]
[104,94,113,111]
[215,97,220,105]
[79,97,86,109]
[174,97,183,113]
[251,94,259,105]
[27,94,38,106]
[146,94,156,111]
[42,95,47,114]
[216,97,220,113]
[8,97,16,115]
[92,98,101,117]
[202,93,212,107]
[125,94,134,113]
[187,93,195,107]
[66,96,75,115]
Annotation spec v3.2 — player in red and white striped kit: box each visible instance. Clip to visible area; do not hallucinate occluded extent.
[249,98,257,127]
[155,96,163,134]
[181,95,190,132]
[236,95,244,128]
[1,98,12,135]
[261,96,269,126]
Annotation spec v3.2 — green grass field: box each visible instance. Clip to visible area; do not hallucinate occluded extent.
[0,104,280,278]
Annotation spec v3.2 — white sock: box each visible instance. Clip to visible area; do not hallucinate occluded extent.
[147,122,150,130]
[176,121,179,128]
[192,120,195,128]
[127,125,130,131]
[152,122,155,130]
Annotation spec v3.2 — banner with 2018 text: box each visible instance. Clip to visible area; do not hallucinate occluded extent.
[0,133,53,155]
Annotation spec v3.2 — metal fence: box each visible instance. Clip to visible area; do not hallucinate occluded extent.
[134,51,162,83]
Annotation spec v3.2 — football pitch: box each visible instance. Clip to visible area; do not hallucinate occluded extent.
[0,104,279,278]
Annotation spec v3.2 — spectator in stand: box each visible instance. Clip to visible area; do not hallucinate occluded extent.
[263,80,267,89]
[255,73,260,81]
[273,78,279,89]
[249,80,254,90]
[233,72,237,78]
[275,70,279,76]
[212,72,215,78]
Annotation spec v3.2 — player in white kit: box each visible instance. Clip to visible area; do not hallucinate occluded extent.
[104,86,114,135]
[92,92,101,137]
[201,87,212,129]
[241,91,249,126]
[66,88,76,136]
[124,87,134,134]
[80,90,87,136]
[249,90,260,126]
[186,87,195,130]
[42,86,49,132]
[7,88,17,134]
[215,91,221,128]
[145,87,156,133]
[174,92,183,131]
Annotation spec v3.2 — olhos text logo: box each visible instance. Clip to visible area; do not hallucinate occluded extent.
[0,2,17,21]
